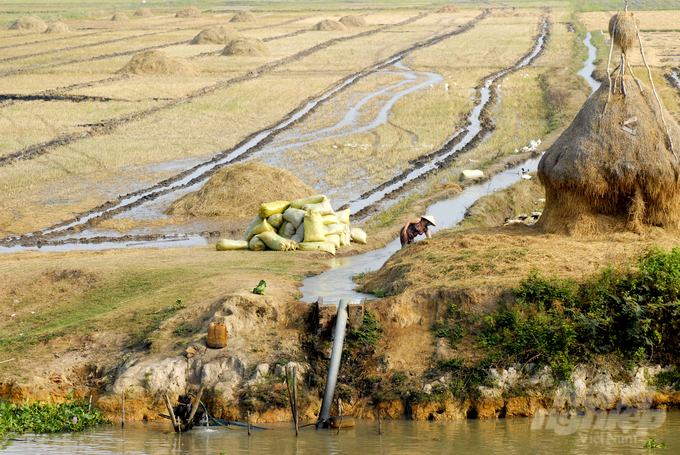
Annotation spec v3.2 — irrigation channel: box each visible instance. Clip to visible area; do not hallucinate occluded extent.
[578,32,601,95]
[2,412,679,454]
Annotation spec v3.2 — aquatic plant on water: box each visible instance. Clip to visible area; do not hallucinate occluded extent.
[0,394,111,437]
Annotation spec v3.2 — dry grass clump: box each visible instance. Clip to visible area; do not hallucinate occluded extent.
[191,26,244,45]
[609,11,640,54]
[437,5,461,13]
[339,15,367,27]
[9,16,47,31]
[111,13,130,22]
[44,22,70,33]
[314,19,347,31]
[165,161,316,219]
[221,37,271,57]
[117,50,200,75]
[176,6,202,18]
[538,78,680,235]
[230,10,256,23]
[134,8,153,18]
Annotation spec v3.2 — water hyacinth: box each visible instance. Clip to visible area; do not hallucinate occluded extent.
[0,394,111,437]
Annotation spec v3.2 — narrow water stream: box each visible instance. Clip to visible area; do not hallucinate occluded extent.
[578,32,600,95]
[300,157,540,302]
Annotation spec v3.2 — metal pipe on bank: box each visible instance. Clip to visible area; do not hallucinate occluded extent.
[316,298,350,429]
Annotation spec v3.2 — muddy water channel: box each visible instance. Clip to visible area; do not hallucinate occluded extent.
[3,411,680,454]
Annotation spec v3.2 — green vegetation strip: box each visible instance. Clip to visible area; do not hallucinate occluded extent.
[0,396,110,437]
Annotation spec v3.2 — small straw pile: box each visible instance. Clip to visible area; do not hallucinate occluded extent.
[10,16,47,31]
[314,19,347,31]
[44,22,70,33]
[117,50,199,75]
[230,10,257,23]
[221,38,271,57]
[111,13,130,22]
[134,8,153,18]
[191,26,244,45]
[339,15,367,27]
[176,6,202,18]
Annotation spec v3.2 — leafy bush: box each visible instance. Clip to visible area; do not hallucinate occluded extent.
[0,396,111,437]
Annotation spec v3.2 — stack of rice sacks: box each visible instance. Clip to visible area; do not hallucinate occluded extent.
[239,195,367,255]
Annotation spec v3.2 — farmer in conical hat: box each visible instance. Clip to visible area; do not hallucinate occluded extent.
[400,215,436,247]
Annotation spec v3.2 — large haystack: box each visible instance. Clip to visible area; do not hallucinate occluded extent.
[176,6,203,18]
[111,13,130,22]
[191,26,243,45]
[117,50,199,75]
[339,15,367,27]
[134,8,154,18]
[230,10,256,23]
[437,5,461,13]
[537,78,680,235]
[9,16,47,31]
[221,37,271,57]
[165,162,316,219]
[44,22,70,33]
[314,19,347,31]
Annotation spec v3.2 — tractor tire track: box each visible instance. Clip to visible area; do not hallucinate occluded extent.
[0,11,431,167]
[0,10,492,247]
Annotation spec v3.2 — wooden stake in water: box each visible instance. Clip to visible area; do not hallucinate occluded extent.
[247,412,251,436]
[379,409,382,435]
[292,368,299,437]
[121,392,125,428]
[88,395,92,413]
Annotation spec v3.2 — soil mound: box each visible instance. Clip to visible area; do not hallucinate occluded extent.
[111,13,130,22]
[117,50,199,75]
[9,16,47,31]
[537,78,680,235]
[230,10,257,23]
[221,37,271,57]
[134,8,153,18]
[314,19,347,31]
[166,162,316,219]
[339,15,367,27]
[191,26,243,45]
[437,5,461,13]
[176,6,203,18]
[44,22,70,33]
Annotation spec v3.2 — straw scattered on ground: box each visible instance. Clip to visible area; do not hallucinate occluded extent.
[44,22,70,34]
[221,37,271,57]
[165,161,316,219]
[117,50,200,75]
[134,8,153,18]
[191,26,244,45]
[230,10,257,23]
[314,19,347,31]
[9,16,47,31]
[339,15,367,27]
[176,6,202,18]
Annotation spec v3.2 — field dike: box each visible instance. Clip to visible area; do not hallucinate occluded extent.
[0,11,491,249]
[3,178,680,423]
[0,11,432,167]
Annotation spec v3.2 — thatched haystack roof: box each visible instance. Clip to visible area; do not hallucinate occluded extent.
[117,50,199,75]
[339,15,367,27]
[537,78,680,235]
[191,26,243,45]
[44,22,70,33]
[221,37,271,57]
[176,6,203,18]
[111,13,130,22]
[609,11,640,54]
[134,8,154,18]
[230,10,256,23]
[9,16,47,31]
[437,5,461,13]
[314,19,347,31]
[166,162,316,219]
